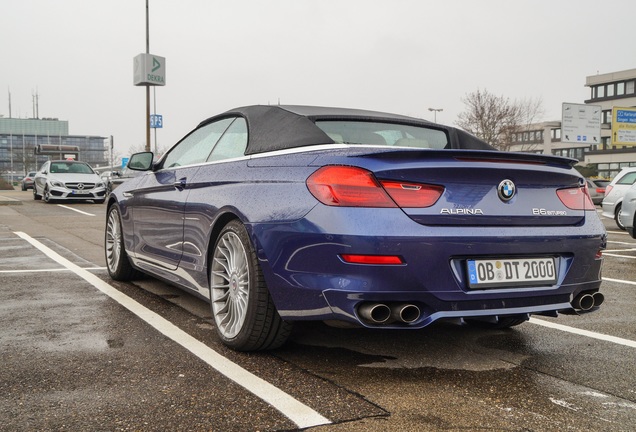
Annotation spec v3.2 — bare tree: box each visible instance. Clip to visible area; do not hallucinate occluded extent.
[456,89,544,151]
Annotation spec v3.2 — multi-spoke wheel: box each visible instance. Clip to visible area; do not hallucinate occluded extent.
[210,220,292,351]
[615,204,626,230]
[105,205,139,281]
[43,186,53,203]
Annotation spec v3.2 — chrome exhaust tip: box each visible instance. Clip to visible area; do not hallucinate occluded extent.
[391,304,421,323]
[572,293,595,311]
[592,292,605,307]
[358,303,392,324]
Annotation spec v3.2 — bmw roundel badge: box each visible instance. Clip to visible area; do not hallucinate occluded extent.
[498,179,516,202]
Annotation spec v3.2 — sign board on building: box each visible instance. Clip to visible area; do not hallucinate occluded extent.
[150,114,163,128]
[561,103,602,144]
[611,107,636,146]
[133,53,166,86]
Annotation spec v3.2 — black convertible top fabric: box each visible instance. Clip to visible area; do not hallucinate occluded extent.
[198,105,494,155]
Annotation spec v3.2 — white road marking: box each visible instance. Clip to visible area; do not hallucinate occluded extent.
[603,277,636,286]
[56,204,96,216]
[529,318,636,349]
[13,231,330,429]
[0,267,106,273]
[603,253,636,259]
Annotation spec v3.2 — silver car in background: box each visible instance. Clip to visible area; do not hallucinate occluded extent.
[619,185,636,238]
[601,167,636,230]
[33,160,107,204]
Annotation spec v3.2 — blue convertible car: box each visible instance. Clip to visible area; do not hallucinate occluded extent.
[105,105,606,351]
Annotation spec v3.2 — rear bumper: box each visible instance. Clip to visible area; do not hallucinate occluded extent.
[253,206,606,327]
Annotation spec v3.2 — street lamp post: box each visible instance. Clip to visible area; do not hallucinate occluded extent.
[428,108,443,123]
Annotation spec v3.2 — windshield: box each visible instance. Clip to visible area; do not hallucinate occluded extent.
[315,120,449,149]
[50,162,94,174]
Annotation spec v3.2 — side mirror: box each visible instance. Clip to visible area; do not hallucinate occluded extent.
[127,152,154,171]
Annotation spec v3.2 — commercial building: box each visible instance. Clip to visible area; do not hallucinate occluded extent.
[508,68,636,179]
[583,68,636,179]
[0,117,107,182]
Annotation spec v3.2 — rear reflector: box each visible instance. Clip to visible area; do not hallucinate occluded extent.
[340,254,404,265]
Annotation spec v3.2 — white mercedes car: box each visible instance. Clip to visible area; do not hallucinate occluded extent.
[33,160,107,204]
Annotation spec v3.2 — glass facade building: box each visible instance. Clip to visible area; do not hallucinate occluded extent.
[0,117,107,182]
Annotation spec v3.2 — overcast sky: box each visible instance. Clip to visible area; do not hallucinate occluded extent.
[1,0,635,158]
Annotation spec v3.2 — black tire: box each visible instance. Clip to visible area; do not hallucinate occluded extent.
[21,184,26,191]
[33,186,41,201]
[465,315,528,329]
[210,220,292,351]
[105,205,140,281]
[43,186,54,203]
[615,204,626,230]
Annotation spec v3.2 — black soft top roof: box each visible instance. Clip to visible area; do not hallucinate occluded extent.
[198,105,494,155]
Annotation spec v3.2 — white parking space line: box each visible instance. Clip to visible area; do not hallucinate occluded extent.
[603,253,636,259]
[0,267,106,274]
[607,230,629,236]
[603,276,636,286]
[13,231,330,429]
[529,318,636,349]
[56,204,96,216]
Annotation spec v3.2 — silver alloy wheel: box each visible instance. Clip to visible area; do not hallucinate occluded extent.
[211,231,250,339]
[105,207,122,273]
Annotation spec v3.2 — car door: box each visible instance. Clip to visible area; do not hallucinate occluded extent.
[179,117,249,295]
[34,161,49,195]
[130,117,235,270]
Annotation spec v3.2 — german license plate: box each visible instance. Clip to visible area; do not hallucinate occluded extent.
[467,257,557,288]
[72,190,89,195]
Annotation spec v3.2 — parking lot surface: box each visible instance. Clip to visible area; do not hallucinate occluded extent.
[1,188,635,431]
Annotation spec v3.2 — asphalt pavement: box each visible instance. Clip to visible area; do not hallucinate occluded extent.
[0,188,635,431]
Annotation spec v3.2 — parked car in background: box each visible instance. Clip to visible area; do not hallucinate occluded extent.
[21,171,37,191]
[108,166,141,193]
[104,105,606,351]
[33,160,107,204]
[601,167,636,229]
[619,184,636,238]
[586,178,610,205]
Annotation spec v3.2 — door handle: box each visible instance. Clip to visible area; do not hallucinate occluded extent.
[173,177,187,190]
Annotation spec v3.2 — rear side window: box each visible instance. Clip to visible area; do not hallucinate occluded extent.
[617,172,636,185]
[315,121,449,149]
[207,118,248,162]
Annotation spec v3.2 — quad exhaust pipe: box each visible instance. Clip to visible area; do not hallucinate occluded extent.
[571,291,604,311]
[358,302,421,324]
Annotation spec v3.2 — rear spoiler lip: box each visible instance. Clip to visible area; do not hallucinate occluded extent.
[355,148,578,168]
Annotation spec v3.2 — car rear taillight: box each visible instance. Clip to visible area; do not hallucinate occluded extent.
[595,188,605,194]
[379,181,444,208]
[604,185,613,196]
[557,186,596,210]
[306,166,444,208]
